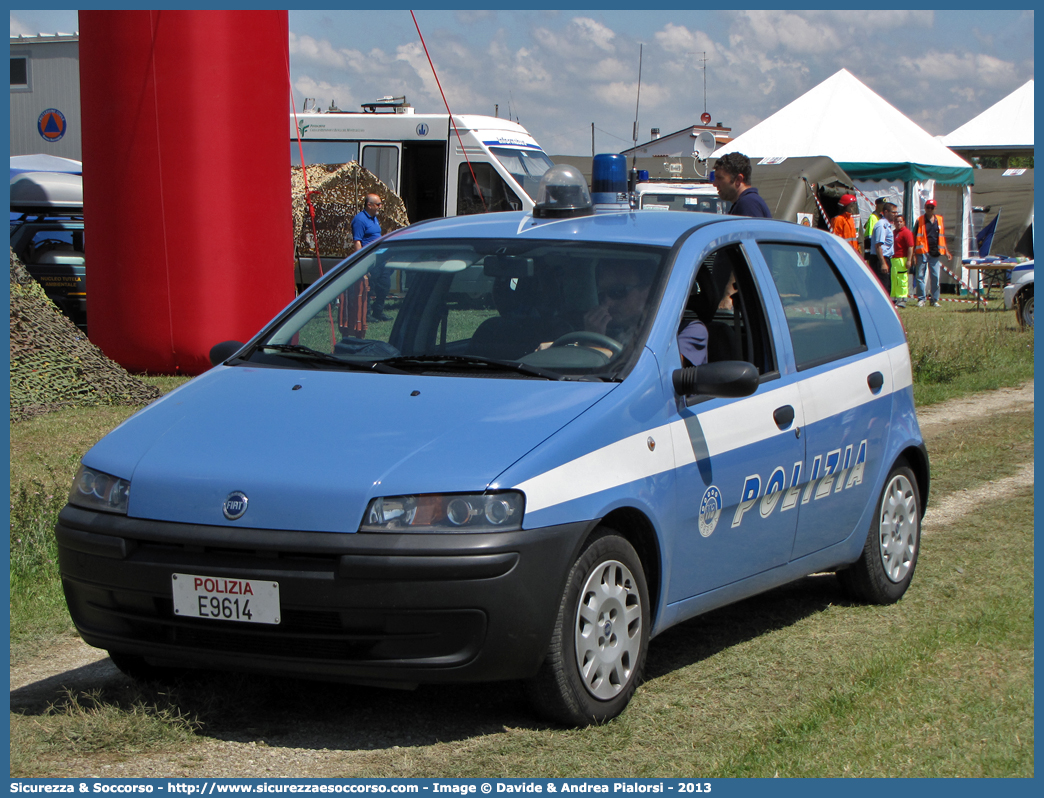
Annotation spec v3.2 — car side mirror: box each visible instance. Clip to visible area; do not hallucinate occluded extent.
[209,340,245,367]
[673,361,759,398]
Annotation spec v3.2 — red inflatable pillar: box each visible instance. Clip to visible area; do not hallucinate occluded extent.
[79,11,294,374]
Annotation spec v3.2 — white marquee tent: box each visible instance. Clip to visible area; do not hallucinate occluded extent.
[942,79,1034,153]
[715,69,973,184]
[714,69,979,279]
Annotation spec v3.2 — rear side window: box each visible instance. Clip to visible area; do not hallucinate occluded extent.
[758,242,866,370]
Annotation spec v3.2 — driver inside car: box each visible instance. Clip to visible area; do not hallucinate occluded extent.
[583,261,653,346]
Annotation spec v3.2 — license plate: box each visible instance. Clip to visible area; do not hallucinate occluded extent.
[172,573,280,625]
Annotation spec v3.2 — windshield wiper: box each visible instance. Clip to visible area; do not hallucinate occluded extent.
[379,354,567,381]
[258,343,348,364]
[258,344,408,373]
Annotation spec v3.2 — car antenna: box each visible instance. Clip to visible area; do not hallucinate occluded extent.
[631,42,643,173]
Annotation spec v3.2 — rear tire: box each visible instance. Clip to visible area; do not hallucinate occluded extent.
[837,462,921,604]
[525,529,649,726]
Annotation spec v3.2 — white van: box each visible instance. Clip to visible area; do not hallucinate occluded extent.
[292,97,554,221]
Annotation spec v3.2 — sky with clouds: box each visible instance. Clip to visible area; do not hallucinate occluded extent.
[10,8,1035,156]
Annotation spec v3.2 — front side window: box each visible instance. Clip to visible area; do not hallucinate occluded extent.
[457,164,523,215]
[678,244,776,386]
[489,147,554,200]
[240,239,670,381]
[758,242,866,370]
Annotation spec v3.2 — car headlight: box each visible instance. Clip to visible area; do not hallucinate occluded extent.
[69,464,131,515]
[360,492,524,533]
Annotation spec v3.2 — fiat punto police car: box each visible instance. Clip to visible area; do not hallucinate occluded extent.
[56,165,928,726]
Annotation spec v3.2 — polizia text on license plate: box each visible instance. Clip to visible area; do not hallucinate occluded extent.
[171,573,281,624]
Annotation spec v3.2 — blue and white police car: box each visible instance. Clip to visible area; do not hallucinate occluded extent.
[56,165,928,726]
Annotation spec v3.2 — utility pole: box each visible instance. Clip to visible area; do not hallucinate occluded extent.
[688,51,710,123]
[592,122,595,157]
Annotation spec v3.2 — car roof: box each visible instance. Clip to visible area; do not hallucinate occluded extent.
[386,209,792,248]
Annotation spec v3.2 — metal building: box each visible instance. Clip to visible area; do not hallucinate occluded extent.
[10,33,82,160]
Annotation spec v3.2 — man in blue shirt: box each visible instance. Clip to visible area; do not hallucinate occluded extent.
[352,193,388,321]
[712,152,771,218]
[870,202,896,294]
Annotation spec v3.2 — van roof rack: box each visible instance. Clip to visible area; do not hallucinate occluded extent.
[361,96,410,113]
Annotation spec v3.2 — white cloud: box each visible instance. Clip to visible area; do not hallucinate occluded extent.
[739,11,847,55]
[10,14,34,36]
[455,10,495,25]
[591,57,633,82]
[289,32,370,73]
[292,76,357,112]
[593,81,672,113]
[654,23,697,54]
[532,16,617,59]
[572,17,616,52]
[899,51,1018,86]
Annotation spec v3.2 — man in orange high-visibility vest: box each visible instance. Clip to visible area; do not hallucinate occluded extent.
[912,199,950,307]
[831,194,864,261]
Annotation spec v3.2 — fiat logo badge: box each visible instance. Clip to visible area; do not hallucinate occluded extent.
[223,491,249,520]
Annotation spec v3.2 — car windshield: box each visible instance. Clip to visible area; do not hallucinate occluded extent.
[490,148,555,200]
[243,238,670,381]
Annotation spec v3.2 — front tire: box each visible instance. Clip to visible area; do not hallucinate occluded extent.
[1017,287,1034,329]
[837,462,921,604]
[525,530,650,726]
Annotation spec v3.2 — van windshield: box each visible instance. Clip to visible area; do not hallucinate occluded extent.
[245,238,670,381]
[490,148,555,200]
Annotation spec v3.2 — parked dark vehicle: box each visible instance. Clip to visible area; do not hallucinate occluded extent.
[10,170,87,332]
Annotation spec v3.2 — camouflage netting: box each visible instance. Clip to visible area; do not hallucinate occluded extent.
[291,162,410,260]
[10,247,161,421]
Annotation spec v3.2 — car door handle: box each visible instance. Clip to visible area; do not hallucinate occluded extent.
[867,371,884,394]
[773,405,795,430]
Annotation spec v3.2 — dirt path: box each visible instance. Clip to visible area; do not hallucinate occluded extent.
[914,381,1033,432]
[10,381,1034,777]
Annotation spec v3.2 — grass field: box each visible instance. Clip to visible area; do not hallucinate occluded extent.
[8,299,1034,776]
[901,300,1035,405]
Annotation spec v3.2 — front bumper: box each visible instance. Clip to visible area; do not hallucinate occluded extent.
[1003,284,1017,310]
[56,505,592,684]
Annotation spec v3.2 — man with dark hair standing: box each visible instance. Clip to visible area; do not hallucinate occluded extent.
[712,152,771,218]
